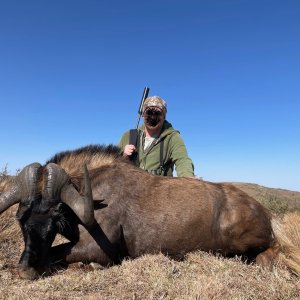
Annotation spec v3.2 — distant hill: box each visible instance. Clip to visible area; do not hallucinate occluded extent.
[231,182,300,213]
[1,172,299,214]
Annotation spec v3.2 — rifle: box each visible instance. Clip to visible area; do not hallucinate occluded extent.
[129,87,150,163]
[136,87,150,129]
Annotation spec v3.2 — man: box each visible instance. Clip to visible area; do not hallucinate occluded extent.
[118,96,194,177]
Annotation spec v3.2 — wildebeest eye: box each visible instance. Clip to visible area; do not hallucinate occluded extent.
[54,203,63,211]
[17,206,33,223]
[94,199,108,210]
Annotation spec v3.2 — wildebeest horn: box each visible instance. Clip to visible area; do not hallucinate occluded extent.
[45,163,95,227]
[42,163,69,206]
[0,163,42,214]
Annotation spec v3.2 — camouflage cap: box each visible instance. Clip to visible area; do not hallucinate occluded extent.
[142,96,167,116]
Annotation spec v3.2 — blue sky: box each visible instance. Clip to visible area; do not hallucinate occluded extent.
[0,0,299,191]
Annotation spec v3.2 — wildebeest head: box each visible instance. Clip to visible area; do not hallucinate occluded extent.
[0,163,94,280]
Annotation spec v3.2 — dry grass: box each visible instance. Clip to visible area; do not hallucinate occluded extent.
[0,207,300,299]
[1,174,300,299]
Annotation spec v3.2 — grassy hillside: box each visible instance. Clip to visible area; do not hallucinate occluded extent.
[232,182,300,213]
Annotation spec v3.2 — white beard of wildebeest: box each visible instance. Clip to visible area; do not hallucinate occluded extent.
[144,109,162,128]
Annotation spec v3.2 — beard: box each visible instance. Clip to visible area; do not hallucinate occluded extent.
[144,114,161,128]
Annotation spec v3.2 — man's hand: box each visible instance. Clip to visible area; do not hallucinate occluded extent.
[123,144,136,157]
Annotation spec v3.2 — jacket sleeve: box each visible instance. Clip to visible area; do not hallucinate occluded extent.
[118,131,130,151]
[169,132,194,177]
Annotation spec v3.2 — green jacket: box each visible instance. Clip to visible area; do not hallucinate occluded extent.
[118,121,194,177]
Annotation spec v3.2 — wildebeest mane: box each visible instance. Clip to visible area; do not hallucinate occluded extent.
[45,144,125,179]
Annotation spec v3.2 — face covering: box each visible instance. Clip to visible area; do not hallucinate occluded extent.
[144,108,163,127]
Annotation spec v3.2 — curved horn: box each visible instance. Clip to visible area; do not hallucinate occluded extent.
[0,182,21,214]
[45,163,95,227]
[0,163,42,214]
[61,164,95,227]
[42,163,69,206]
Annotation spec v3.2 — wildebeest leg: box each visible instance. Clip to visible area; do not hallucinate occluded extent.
[46,242,97,274]
[48,224,127,270]
[48,241,113,271]
[255,241,281,269]
[48,242,75,270]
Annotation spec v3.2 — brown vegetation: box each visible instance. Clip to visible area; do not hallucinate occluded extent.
[0,174,300,299]
[0,211,299,299]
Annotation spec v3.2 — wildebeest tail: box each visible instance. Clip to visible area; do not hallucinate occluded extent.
[272,216,300,276]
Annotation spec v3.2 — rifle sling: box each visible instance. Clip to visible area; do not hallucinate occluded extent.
[159,137,165,174]
[129,129,140,165]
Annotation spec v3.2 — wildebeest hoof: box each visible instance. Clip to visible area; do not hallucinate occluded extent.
[89,262,104,270]
[69,262,104,271]
[18,266,40,280]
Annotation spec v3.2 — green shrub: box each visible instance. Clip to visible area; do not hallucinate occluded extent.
[258,192,289,214]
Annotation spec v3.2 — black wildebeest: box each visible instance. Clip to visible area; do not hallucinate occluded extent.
[0,145,299,280]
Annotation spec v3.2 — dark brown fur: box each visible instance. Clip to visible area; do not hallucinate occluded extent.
[50,155,275,266]
[2,144,299,279]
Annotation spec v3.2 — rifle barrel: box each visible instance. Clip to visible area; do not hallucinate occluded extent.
[136,87,149,129]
